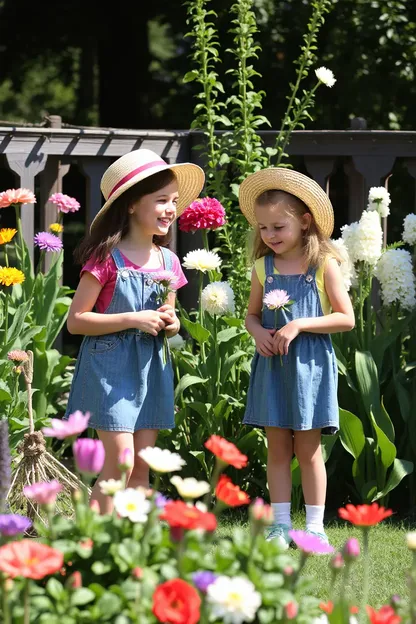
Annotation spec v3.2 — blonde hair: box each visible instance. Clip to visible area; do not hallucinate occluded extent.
[249,190,342,268]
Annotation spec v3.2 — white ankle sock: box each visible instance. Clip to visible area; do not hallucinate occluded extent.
[271,502,292,528]
[305,504,325,533]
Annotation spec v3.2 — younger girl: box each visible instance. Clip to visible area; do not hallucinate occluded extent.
[65,148,204,512]
[239,168,354,547]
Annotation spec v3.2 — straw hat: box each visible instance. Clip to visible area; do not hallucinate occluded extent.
[90,149,205,231]
[239,168,334,237]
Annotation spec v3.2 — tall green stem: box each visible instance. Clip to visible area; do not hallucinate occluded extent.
[3,244,9,267]
[14,205,26,302]
[3,293,8,347]
[23,579,30,624]
[199,273,206,363]
[1,577,11,624]
[366,275,373,349]
[360,528,370,621]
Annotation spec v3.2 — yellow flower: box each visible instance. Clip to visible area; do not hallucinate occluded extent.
[49,223,64,233]
[0,266,25,286]
[0,228,17,245]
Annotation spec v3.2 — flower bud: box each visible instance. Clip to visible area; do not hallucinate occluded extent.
[249,498,274,526]
[118,448,134,472]
[66,571,82,590]
[330,552,344,569]
[283,566,294,577]
[73,438,105,475]
[285,601,298,620]
[132,567,143,579]
[89,499,100,513]
[343,537,360,561]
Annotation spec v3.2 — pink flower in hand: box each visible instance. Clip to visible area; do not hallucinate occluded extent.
[153,270,179,288]
[0,188,36,208]
[48,193,80,213]
[263,289,291,310]
[42,411,90,440]
[24,480,63,505]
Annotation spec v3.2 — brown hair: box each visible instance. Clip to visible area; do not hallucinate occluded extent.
[75,169,176,265]
[250,189,342,268]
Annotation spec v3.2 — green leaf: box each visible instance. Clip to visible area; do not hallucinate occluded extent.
[46,577,65,601]
[369,409,396,485]
[222,350,247,380]
[0,379,12,402]
[91,561,112,575]
[373,458,413,501]
[216,327,239,343]
[70,587,96,606]
[355,351,394,442]
[339,409,365,460]
[174,375,208,401]
[181,318,211,344]
[183,70,199,83]
[189,450,210,478]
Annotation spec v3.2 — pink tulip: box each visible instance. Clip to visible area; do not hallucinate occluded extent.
[23,480,63,505]
[73,438,105,475]
[343,537,360,561]
[118,448,134,471]
[42,411,90,440]
[330,552,345,569]
[249,498,274,526]
[285,601,298,620]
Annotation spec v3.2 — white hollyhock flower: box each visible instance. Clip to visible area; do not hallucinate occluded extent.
[113,488,151,523]
[315,66,336,88]
[375,248,416,311]
[403,213,416,246]
[342,211,382,265]
[207,576,261,624]
[138,447,186,473]
[168,334,186,350]
[182,249,222,273]
[99,479,123,496]
[331,238,357,291]
[367,186,391,218]
[170,475,210,499]
[201,281,235,315]
[406,532,416,550]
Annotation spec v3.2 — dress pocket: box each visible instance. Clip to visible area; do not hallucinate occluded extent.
[88,335,121,354]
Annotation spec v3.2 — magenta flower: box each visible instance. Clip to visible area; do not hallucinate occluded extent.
[118,448,134,471]
[49,193,80,214]
[343,537,360,561]
[179,197,226,232]
[0,514,32,536]
[0,188,36,208]
[23,480,63,505]
[263,289,291,310]
[34,231,63,253]
[289,530,334,555]
[42,411,90,440]
[73,438,105,475]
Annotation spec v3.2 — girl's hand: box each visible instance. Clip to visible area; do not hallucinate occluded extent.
[272,320,300,355]
[130,310,170,336]
[158,304,180,336]
[253,327,276,357]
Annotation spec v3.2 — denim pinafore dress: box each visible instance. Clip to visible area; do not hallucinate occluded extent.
[243,253,339,434]
[64,247,175,432]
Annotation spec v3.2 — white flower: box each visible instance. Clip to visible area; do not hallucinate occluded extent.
[406,532,416,550]
[182,249,222,273]
[195,501,208,512]
[207,576,261,624]
[403,213,416,246]
[168,334,186,350]
[138,446,186,473]
[331,238,357,291]
[201,281,235,315]
[367,186,391,218]
[99,479,124,496]
[375,248,416,311]
[170,475,210,499]
[341,211,382,265]
[315,66,336,88]
[113,488,151,523]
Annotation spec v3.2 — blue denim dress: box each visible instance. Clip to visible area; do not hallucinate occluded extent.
[64,247,175,432]
[243,253,338,434]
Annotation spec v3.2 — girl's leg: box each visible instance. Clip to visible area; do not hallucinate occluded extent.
[293,429,327,536]
[265,427,294,547]
[129,428,159,489]
[90,431,134,514]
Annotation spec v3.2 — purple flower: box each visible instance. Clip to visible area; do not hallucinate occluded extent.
[343,537,360,561]
[0,514,32,536]
[34,231,63,252]
[73,438,105,475]
[289,530,335,555]
[154,493,169,509]
[49,193,80,214]
[192,570,217,593]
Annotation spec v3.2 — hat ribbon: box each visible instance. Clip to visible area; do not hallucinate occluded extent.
[108,159,166,198]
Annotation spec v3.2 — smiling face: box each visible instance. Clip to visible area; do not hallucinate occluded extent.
[254,191,311,257]
[129,179,179,237]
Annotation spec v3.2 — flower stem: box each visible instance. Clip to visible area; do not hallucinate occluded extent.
[360,528,370,620]
[3,244,9,267]
[23,578,30,624]
[3,292,8,347]
[1,577,11,624]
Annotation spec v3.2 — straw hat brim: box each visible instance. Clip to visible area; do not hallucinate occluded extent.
[90,162,205,232]
[239,168,334,237]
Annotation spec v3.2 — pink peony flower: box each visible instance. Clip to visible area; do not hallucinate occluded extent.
[24,480,63,505]
[0,188,36,208]
[263,289,291,310]
[42,410,90,440]
[178,197,226,232]
[48,193,80,214]
[73,438,105,475]
[289,529,335,555]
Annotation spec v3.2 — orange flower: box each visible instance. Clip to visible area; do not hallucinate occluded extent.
[0,228,17,244]
[350,606,359,614]
[0,267,25,287]
[0,188,36,208]
[215,475,250,507]
[339,503,393,526]
[160,500,217,532]
[204,435,248,469]
[366,605,401,624]
[319,601,334,614]
[0,540,63,579]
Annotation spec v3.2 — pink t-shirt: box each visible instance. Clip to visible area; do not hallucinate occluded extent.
[81,249,188,313]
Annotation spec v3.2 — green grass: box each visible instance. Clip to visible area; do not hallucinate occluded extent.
[217,513,413,608]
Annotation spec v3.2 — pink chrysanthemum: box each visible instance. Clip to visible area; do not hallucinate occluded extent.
[23,480,63,505]
[7,350,29,363]
[289,530,334,555]
[0,188,36,209]
[42,410,90,440]
[34,232,63,253]
[48,193,80,214]
[178,197,226,233]
[152,270,179,288]
[263,289,290,310]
